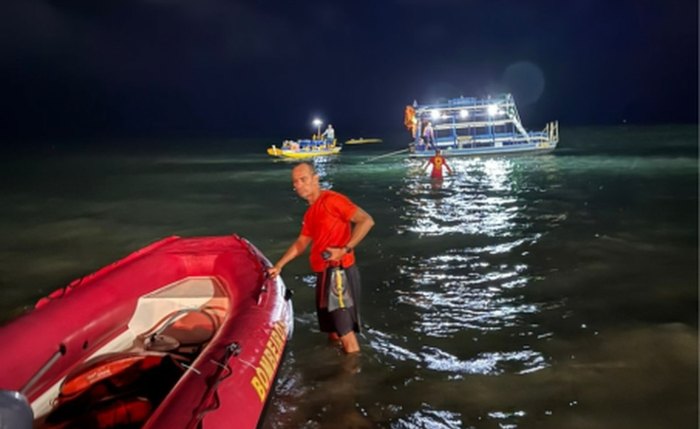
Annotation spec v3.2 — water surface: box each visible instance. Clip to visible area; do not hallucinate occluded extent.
[1,125,697,428]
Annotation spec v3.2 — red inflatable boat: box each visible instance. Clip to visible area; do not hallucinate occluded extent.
[0,235,293,429]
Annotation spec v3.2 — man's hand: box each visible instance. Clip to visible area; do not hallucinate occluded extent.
[267,265,282,279]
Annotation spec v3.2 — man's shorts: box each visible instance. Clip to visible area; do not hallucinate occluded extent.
[315,264,361,336]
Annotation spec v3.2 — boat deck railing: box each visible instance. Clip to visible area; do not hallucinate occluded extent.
[428,122,558,149]
[433,118,517,130]
[435,131,546,144]
[415,94,515,114]
[545,120,559,143]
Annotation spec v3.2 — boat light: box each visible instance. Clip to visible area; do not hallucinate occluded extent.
[312,118,323,138]
[459,109,469,118]
[488,105,499,116]
[430,110,441,120]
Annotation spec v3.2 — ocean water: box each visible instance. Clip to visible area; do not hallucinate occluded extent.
[0,125,697,428]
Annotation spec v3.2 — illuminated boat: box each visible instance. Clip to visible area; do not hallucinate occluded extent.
[267,118,342,159]
[0,235,293,429]
[404,93,559,158]
[267,139,341,159]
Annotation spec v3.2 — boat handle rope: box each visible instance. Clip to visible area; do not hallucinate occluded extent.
[236,234,293,307]
[191,342,240,428]
[236,234,271,296]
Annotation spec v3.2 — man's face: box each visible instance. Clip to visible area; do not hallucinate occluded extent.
[292,165,318,200]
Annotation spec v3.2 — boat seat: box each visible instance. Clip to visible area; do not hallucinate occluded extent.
[128,276,228,336]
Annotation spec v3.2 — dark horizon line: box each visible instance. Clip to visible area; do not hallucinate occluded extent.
[2,119,698,143]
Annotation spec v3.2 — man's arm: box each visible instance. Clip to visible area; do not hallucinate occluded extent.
[445,160,453,175]
[347,207,375,249]
[326,206,375,261]
[267,234,312,278]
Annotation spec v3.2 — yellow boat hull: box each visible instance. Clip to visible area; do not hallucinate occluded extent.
[344,138,382,145]
[267,146,342,159]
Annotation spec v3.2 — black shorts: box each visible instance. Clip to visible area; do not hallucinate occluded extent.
[315,264,361,336]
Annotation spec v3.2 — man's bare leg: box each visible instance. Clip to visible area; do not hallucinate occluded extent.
[339,331,360,354]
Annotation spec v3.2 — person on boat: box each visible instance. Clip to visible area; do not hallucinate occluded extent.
[322,124,335,145]
[404,105,417,138]
[267,162,374,354]
[422,149,453,179]
[422,121,436,150]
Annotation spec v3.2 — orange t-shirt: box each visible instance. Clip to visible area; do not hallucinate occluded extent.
[430,155,445,178]
[301,190,357,272]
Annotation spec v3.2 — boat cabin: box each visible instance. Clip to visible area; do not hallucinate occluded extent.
[406,93,558,157]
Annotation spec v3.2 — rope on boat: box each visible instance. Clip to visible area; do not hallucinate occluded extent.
[361,148,409,164]
[191,342,239,428]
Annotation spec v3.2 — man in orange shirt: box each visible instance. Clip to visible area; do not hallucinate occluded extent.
[267,162,374,353]
[422,149,453,179]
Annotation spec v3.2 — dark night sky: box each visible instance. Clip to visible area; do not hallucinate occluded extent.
[0,0,697,142]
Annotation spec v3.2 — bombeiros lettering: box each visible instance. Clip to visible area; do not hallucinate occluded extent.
[250,321,287,402]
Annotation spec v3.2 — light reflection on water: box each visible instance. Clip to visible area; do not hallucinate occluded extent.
[317,156,560,428]
[398,158,527,238]
[391,157,552,365]
[419,346,547,376]
[395,406,463,429]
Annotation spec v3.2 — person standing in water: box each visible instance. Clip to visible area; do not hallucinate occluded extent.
[267,162,374,354]
[422,149,453,178]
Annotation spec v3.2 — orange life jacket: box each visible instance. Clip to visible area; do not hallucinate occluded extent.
[60,353,165,398]
[91,397,152,429]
